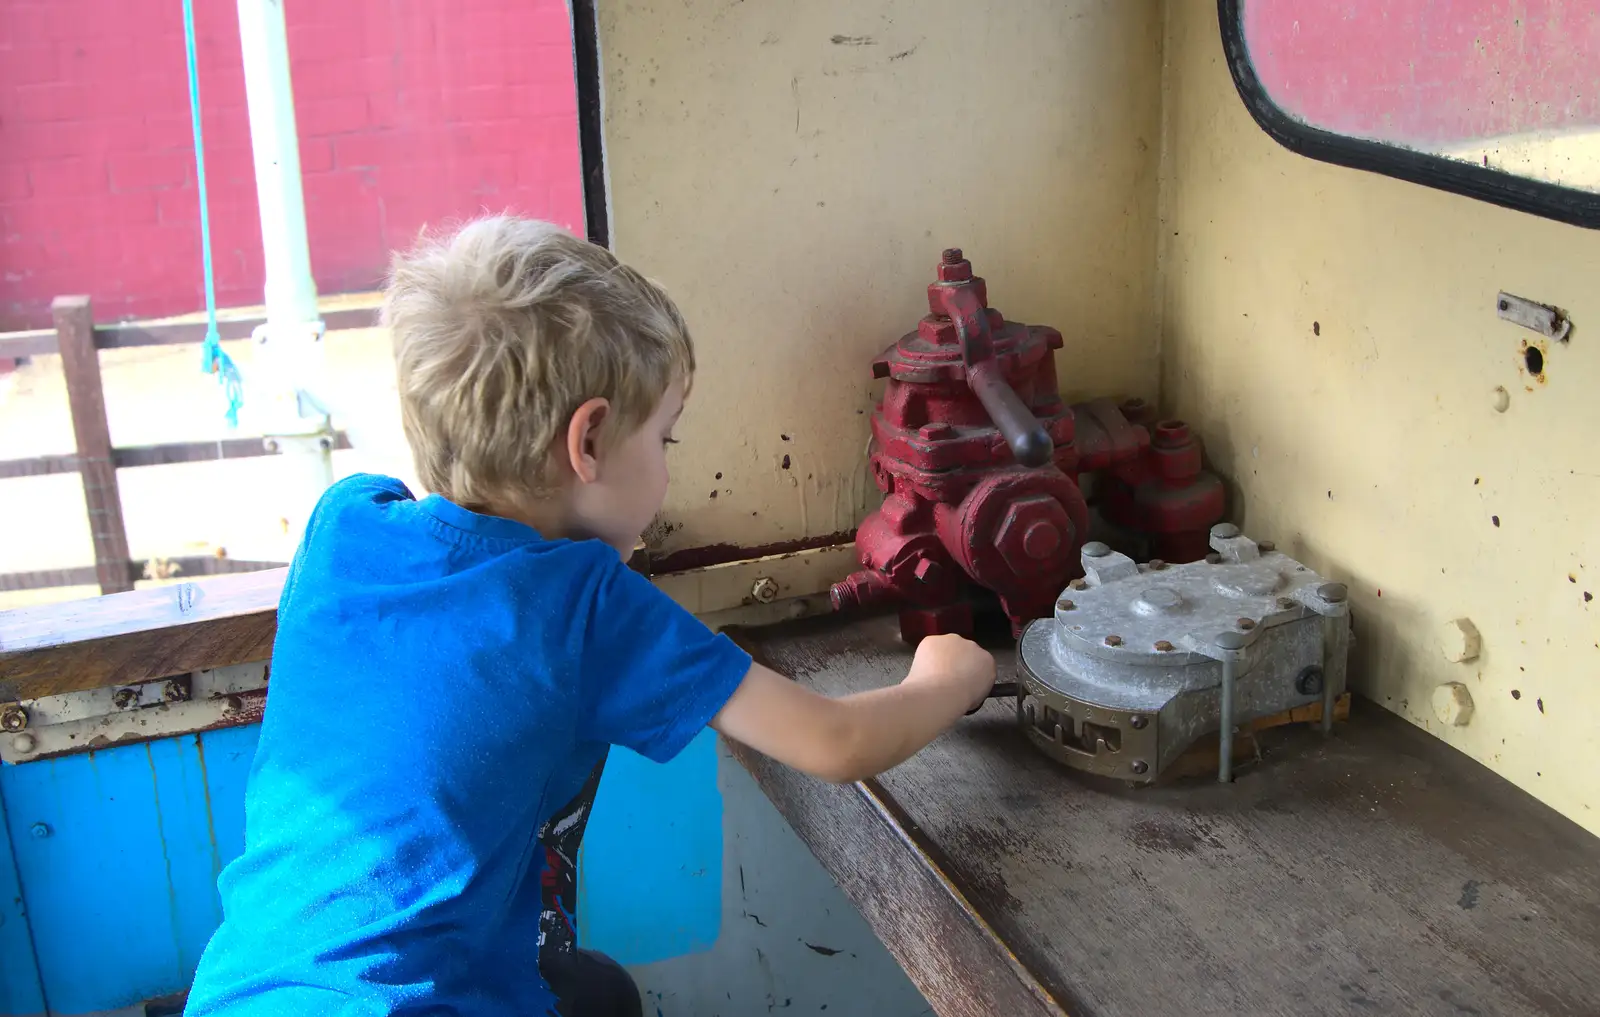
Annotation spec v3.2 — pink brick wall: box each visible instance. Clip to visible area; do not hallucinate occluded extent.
[0,0,583,331]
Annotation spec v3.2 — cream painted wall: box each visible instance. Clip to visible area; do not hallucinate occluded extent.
[598,1,1166,555]
[1158,4,1600,833]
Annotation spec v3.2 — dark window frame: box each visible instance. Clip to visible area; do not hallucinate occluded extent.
[1218,0,1600,230]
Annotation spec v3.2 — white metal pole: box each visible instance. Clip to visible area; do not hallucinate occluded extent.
[236,0,332,552]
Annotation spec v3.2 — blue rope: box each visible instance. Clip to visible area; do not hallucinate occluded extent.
[181,0,243,428]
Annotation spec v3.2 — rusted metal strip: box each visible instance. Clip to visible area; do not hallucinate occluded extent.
[0,431,355,480]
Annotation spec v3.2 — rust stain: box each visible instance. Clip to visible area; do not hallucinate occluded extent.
[649,530,854,574]
[195,734,225,882]
[146,742,186,965]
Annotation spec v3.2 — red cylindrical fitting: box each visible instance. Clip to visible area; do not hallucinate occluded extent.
[1149,419,1202,484]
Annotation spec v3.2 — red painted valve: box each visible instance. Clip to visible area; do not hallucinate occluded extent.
[831,249,1224,642]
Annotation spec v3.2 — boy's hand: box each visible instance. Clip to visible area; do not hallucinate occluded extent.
[903,633,997,712]
[711,633,999,785]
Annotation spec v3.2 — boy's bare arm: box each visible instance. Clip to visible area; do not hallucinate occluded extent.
[709,634,996,784]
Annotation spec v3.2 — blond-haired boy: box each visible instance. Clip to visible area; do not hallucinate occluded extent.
[185,217,995,1017]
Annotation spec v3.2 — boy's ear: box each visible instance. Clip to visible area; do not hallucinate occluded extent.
[565,397,610,484]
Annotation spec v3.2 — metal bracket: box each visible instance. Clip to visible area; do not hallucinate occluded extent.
[1,662,268,764]
[1497,291,1572,343]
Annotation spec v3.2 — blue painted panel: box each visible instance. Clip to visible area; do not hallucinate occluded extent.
[0,726,257,1016]
[579,729,723,965]
[0,781,47,1017]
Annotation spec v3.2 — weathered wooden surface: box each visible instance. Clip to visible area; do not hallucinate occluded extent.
[732,614,1600,1017]
[0,569,285,701]
[54,295,134,595]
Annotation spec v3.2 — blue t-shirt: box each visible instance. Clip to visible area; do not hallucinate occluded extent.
[184,474,752,1016]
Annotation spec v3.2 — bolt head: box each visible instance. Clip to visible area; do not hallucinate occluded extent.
[1440,618,1481,663]
[30,822,50,840]
[1257,540,1276,553]
[1214,631,1247,651]
[1211,522,1241,540]
[0,706,27,732]
[11,733,37,754]
[751,577,779,604]
[994,495,1072,577]
[1432,681,1475,726]
[1317,582,1349,604]
[1130,760,1149,775]
[1056,598,1076,612]
[1154,640,1175,653]
[1237,618,1257,631]
[1104,634,1124,647]
[1069,578,1088,590]
[1205,553,1223,565]
[1148,559,1168,571]
[1082,541,1111,558]
[1295,666,1325,696]
[913,559,943,584]
[1130,715,1148,729]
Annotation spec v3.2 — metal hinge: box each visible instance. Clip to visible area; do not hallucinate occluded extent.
[0,662,268,764]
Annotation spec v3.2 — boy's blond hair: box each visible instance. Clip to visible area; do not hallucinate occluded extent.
[383,216,694,509]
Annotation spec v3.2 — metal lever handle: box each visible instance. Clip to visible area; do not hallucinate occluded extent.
[965,680,1020,716]
[950,290,1053,469]
[967,361,1053,468]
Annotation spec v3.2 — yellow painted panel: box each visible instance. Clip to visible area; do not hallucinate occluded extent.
[1159,3,1600,833]
[598,0,1166,555]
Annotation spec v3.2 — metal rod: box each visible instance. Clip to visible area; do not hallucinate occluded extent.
[1219,655,1236,783]
[1321,616,1339,734]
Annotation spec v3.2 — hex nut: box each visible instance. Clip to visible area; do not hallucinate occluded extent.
[751,577,779,604]
[0,705,27,732]
[995,496,1071,576]
[1432,682,1475,726]
[1104,635,1124,647]
[113,688,140,710]
[1440,618,1481,664]
[1154,640,1175,653]
[162,679,191,703]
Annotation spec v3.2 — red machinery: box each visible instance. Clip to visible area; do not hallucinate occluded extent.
[830,249,1225,643]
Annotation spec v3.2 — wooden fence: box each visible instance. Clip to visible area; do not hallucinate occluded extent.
[0,296,378,595]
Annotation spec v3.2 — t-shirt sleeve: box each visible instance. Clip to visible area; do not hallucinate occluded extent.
[578,556,753,763]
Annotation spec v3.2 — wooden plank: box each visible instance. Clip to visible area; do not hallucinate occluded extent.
[0,295,381,359]
[0,432,355,480]
[731,615,1600,1017]
[0,557,286,593]
[729,740,1071,1017]
[93,304,379,350]
[0,569,286,702]
[0,328,59,360]
[54,296,133,595]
